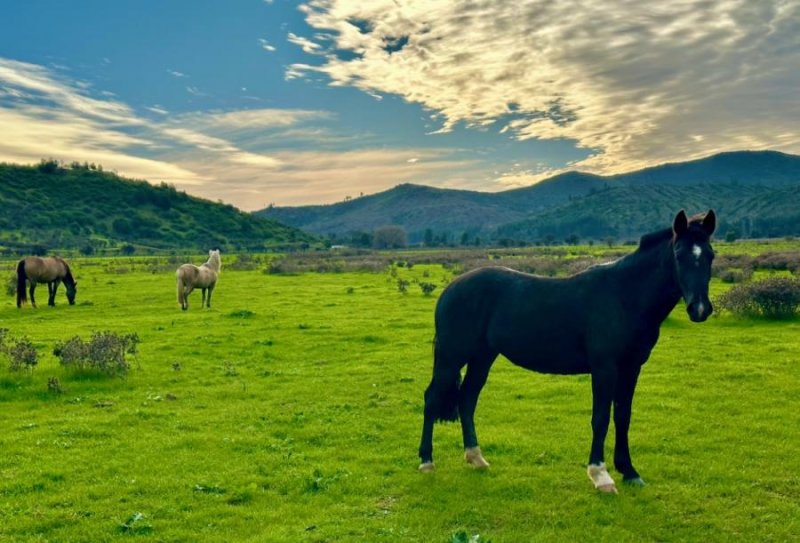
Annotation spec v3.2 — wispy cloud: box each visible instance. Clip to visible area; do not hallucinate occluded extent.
[258,38,277,52]
[167,69,187,78]
[288,0,800,176]
[185,85,208,97]
[0,58,298,192]
[2,57,475,209]
[183,148,480,207]
[146,105,169,115]
[287,32,324,55]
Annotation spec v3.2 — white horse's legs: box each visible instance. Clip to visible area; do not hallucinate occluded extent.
[182,286,194,310]
[206,285,215,308]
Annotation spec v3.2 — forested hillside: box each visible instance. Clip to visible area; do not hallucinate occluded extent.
[495,184,800,242]
[0,161,315,255]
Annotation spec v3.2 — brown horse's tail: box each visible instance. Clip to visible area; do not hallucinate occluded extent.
[16,260,27,308]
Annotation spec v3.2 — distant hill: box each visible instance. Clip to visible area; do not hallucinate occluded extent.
[257,150,800,243]
[0,161,315,255]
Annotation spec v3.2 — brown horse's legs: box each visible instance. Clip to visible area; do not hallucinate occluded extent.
[49,280,61,306]
[201,288,206,307]
[29,283,37,308]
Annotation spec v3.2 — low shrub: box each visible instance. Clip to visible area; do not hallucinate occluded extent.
[397,279,410,294]
[53,331,140,376]
[418,282,437,296]
[752,251,800,274]
[716,267,753,284]
[716,277,800,319]
[228,253,261,271]
[6,274,16,297]
[0,329,38,372]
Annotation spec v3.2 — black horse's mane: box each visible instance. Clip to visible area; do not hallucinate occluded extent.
[637,227,674,252]
[637,215,710,253]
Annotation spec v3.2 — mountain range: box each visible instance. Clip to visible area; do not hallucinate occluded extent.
[257,150,800,243]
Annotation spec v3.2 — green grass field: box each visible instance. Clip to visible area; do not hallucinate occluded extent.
[0,249,798,542]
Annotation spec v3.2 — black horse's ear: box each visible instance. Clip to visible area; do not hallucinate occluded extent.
[673,210,688,236]
[702,209,716,235]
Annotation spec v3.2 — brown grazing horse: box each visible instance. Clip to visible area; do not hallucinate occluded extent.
[176,249,221,310]
[16,256,77,308]
[418,210,716,493]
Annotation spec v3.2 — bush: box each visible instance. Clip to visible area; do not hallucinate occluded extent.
[229,253,260,271]
[716,278,800,319]
[717,267,753,284]
[8,339,38,371]
[752,251,800,274]
[397,279,410,294]
[53,331,140,376]
[418,282,437,296]
[0,329,38,372]
[5,274,15,297]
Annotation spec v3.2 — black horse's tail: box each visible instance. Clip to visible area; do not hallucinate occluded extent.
[16,260,27,308]
[424,334,461,422]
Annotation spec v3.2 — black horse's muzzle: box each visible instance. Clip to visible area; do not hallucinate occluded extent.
[686,299,712,322]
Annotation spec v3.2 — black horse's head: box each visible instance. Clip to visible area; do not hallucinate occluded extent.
[672,209,716,322]
[66,281,77,305]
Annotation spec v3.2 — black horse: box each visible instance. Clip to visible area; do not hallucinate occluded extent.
[418,210,716,492]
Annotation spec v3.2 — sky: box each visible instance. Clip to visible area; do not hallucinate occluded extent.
[1,0,799,210]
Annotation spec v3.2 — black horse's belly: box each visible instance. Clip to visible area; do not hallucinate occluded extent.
[496,336,591,375]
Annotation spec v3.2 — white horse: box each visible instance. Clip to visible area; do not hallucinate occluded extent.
[176,250,221,311]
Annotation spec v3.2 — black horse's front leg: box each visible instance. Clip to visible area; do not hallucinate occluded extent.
[588,368,617,492]
[614,365,645,486]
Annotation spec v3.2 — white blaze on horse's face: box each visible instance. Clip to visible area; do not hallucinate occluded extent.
[692,244,702,262]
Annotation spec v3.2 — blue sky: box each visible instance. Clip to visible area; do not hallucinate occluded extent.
[2,1,798,209]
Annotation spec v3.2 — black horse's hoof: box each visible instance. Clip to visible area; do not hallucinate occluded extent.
[623,476,646,487]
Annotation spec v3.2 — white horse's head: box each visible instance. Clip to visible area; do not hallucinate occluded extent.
[207,249,222,272]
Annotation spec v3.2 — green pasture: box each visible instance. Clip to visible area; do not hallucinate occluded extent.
[0,251,798,542]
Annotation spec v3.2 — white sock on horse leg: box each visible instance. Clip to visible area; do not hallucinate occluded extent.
[587,462,617,493]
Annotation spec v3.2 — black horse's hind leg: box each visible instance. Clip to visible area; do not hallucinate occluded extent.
[460,348,497,468]
[614,365,645,485]
[588,368,617,492]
